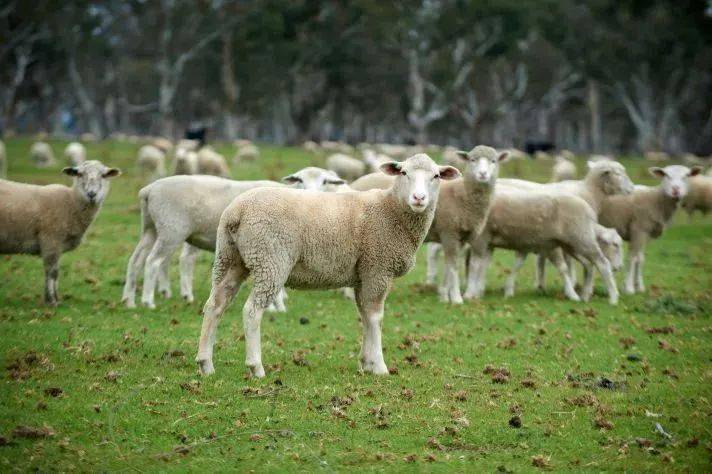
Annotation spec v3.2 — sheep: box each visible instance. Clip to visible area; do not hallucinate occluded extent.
[551,155,577,182]
[534,151,553,160]
[234,143,260,162]
[326,153,366,182]
[645,151,669,162]
[80,133,98,142]
[599,165,702,294]
[682,175,712,216]
[425,146,508,303]
[136,145,166,182]
[469,187,620,304]
[64,142,86,166]
[0,161,120,305]
[121,167,346,309]
[152,138,173,154]
[303,140,320,153]
[194,154,460,377]
[197,147,230,177]
[589,154,615,162]
[441,146,463,171]
[173,148,198,175]
[31,141,56,168]
[362,149,392,173]
[176,139,200,152]
[234,139,253,148]
[375,143,410,158]
[0,139,6,178]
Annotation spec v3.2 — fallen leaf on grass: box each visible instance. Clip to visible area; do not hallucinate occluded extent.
[531,454,551,469]
[44,387,63,397]
[646,326,675,334]
[594,416,614,430]
[12,425,55,439]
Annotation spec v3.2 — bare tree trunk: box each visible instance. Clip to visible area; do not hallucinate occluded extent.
[67,54,103,137]
[221,30,240,140]
[2,46,31,128]
[587,79,602,152]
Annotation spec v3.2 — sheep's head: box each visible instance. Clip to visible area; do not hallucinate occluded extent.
[456,145,508,184]
[597,227,623,271]
[380,153,460,213]
[649,165,702,201]
[282,167,345,191]
[586,160,634,196]
[63,160,121,205]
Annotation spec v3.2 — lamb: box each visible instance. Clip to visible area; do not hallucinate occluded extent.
[197,147,230,177]
[234,143,260,162]
[64,142,86,166]
[599,165,702,294]
[31,141,56,168]
[682,175,712,216]
[121,167,346,309]
[326,153,366,182]
[136,144,166,182]
[551,155,577,182]
[469,187,620,304]
[194,154,460,377]
[0,139,6,178]
[303,140,320,153]
[0,161,120,305]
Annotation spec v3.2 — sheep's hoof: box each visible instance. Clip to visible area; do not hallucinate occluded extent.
[197,358,214,376]
[623,286,635,295]
[247,364,266,378]
[360,359,389,375]
[159,289,172,299]
[181,293,194,303]
[123,298,137,309]
[45,300,58,307]
[141,300,156,309]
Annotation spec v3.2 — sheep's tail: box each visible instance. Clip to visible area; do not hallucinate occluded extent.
[138,184,155,235]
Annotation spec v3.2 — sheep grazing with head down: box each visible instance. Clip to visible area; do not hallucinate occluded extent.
[234,143,260,163]
[0,161,120,305]
[326,153,366,182]
[195,154,460,377]
[551,154,576,182]
[196,147,230,177]
[136,144,166,182]
[121,166,346,309]
[599,165,702,294]
[31,141,56,168]
[682,175,712,217]
[64,142,86,166]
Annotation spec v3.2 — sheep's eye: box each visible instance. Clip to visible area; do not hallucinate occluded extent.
[433,174,440,179]
[400,170,406,176]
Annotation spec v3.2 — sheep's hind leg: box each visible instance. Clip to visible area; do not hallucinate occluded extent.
[463,250,481,300]
[141,237,182,308]
[121,230,155,308]
[440,236,463,304]
[425,243,441,286]
[196,247,246,375]
[535,253,547,292]
[42,253,60,306]
[179,243,200,302]
[552,249,580,301]
[157,252,173,299]
[355,281,390,375]
[504,251,527,298]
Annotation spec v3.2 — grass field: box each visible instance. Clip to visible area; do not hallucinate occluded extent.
[1,137,710,472]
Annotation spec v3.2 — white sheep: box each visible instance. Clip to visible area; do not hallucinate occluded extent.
[31,141,56,168]
[326,153,366,182]
[350,171,397,191]
[645,151,669,162]
[682,175,712,216]
[136,145,166,182]
[234,143,260,162]
[303,140,320,153]
[469,187,620,304]
[0,139,6,178]
[0,161,120,305]
[195,154,460,377]
[121,167,346,309]
[64,142,86,166]
[80,133,98,142]
[551,155,577,182]
[152,137,173,154]
[197,147,230,177]
[173,148,198,175]
[362,149,392,173]
[599,165,702,294]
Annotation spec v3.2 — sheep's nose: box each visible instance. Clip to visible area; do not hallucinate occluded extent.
[671,186,680,197]
[478,172,488,180]
[412,192,426,202]
[87,191,97,200]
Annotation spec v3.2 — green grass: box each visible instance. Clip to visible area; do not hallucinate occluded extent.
[1,137,710,472]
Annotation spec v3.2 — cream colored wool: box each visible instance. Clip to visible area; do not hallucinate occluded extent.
[682,175,712,216]
[551,155,576,182]
[326,153,366,182]
[31,141,55,168]
[64,142,87,165]
[136,144,166,182]
[196,147,230,177]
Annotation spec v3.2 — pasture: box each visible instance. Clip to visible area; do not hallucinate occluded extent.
[0,137,710,471]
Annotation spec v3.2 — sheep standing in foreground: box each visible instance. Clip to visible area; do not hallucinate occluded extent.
[136,145,166,182]
[121,167,346,309]
[195,154,460,377]
[64,142,86,165]
[326,153,366,182]
[0,140,6,178]
[469,187,620,304]
[682,175,712,217]
[31,141,56,168]
[551,155,576,182]
[0,161,120,305]
[599,165,702,294]
[197,147,230,177]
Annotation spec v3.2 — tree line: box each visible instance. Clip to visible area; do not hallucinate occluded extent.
[1,0,711,154]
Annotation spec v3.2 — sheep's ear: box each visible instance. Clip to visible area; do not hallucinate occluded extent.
[455,150,470,161]
[62,167,80,176]
[103,168,121,178]
[325,176,346,185]
[438,165,461,180]
[281,174,302,184]
[649,167,667,178]
[497,151,509,162]
[380,161,402,176]
[587,160,596,169]
[689,166,702,177]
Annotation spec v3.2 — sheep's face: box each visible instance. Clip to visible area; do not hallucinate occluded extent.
[63,160,121,205]
[456,146,508,184]
[588,161,634,195]
[597,227,623,271]
[381,153,460,213]
[282,167,345,191]
[649,165,702,200]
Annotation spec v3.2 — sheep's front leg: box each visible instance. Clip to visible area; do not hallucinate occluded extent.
[355,281,390,375]
[552,250,580,301]
[579,261,594,301]
[535,253,547,292]
[634,240,647,293]
[425,243,441,285]
[463,249,481,300]
[157,253,173,299]
[624,232,646,294]
[42,253,60,306]
[440,236,463,304]
[504,251,527,298]
[179,243,200,302]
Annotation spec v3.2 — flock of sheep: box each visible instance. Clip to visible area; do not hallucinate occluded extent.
[0,136,710,378]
